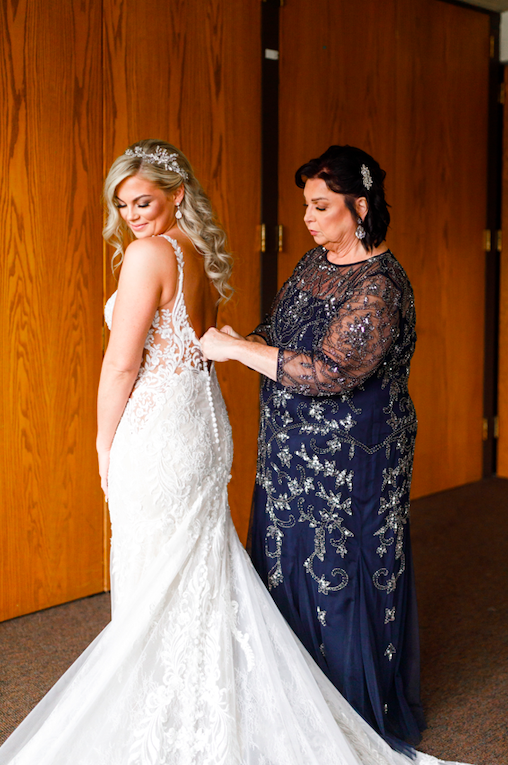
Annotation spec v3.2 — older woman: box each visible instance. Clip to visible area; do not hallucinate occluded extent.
[202,145,425,752]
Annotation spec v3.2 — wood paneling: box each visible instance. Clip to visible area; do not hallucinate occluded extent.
[394,0,489,495]
[278,0,397,286]
[497,65,508,476]
[278,0,489,498]
[0,0,104,620]
[103,0,261,544]
[1,0,260,621]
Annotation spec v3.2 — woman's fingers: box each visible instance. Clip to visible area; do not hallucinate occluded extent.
[201,327,236,362]
[219,325,243,340]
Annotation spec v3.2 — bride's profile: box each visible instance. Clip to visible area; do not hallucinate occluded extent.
[0,139,470,765]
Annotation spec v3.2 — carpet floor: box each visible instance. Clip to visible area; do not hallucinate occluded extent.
[411,477,508,764]
[0,477,507,763]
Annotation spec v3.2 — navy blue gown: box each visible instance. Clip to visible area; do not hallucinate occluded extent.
[249,246,425,753]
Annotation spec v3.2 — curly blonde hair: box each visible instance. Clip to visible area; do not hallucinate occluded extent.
[103,139,233,300]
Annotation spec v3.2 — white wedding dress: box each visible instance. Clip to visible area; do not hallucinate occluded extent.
[0,236,468,765]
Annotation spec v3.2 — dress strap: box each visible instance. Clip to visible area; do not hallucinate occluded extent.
[158,234,184,294]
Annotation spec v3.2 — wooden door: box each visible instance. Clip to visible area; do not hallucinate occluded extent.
[278,0,490,498]
[0,0,261,622]
[0,0,105,621]
[498,65,508,476]
[103,0,261,545]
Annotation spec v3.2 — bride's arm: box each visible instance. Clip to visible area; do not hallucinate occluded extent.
[97,237,176,498]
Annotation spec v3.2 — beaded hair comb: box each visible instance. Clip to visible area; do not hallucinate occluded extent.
[125,145,189,180]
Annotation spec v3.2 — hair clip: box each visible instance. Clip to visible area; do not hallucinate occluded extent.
[125,146,189,180]
[360,164,373,190]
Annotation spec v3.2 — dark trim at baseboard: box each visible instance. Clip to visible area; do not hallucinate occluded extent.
[483,13,503,476]
[260,0,280,318]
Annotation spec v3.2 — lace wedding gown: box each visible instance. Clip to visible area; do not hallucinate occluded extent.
[0,237,467,765]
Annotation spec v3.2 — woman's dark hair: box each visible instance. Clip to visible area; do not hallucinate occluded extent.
[295,145,390,251]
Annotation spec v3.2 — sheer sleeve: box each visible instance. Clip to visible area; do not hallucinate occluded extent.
[277,274,402,396]
[248,250,314,343]
[248,281,290,343]
[248,315,272,343]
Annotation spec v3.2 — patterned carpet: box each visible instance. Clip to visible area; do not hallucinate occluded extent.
[0,477,507,763]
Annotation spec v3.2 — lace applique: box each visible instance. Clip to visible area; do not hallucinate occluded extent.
[105,236,206,431]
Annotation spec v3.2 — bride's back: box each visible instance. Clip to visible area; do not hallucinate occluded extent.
[159,229,218,338]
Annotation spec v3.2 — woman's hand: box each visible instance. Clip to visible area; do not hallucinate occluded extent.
[97,446,111,501]
[201,325,278,380]
[218,324,243,340]
[201,326,242,362]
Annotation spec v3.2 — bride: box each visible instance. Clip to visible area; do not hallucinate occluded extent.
[0,140,467,765]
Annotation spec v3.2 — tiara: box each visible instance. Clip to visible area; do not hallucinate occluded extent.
[125,145,189,180]
[360,164,373,190]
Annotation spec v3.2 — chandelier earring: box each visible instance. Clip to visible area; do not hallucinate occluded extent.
[355,217,366,240]
[175,201,183,220]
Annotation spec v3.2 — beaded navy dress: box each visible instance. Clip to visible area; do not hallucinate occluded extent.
[249,246,425,753]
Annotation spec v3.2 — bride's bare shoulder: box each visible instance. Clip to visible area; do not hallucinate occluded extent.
[124,234,176,259]
[122,235,180,274]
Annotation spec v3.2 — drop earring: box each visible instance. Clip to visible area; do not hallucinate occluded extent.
[175,202,182,220]
[355,217,366,240]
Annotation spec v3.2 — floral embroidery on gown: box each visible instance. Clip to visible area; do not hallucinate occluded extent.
[249,246,423,750]
[0,237,468,765]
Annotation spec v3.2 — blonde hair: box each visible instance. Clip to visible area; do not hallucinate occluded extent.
[103,139,233,300]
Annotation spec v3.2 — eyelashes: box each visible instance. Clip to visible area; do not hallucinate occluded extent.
[114,202,150,210]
